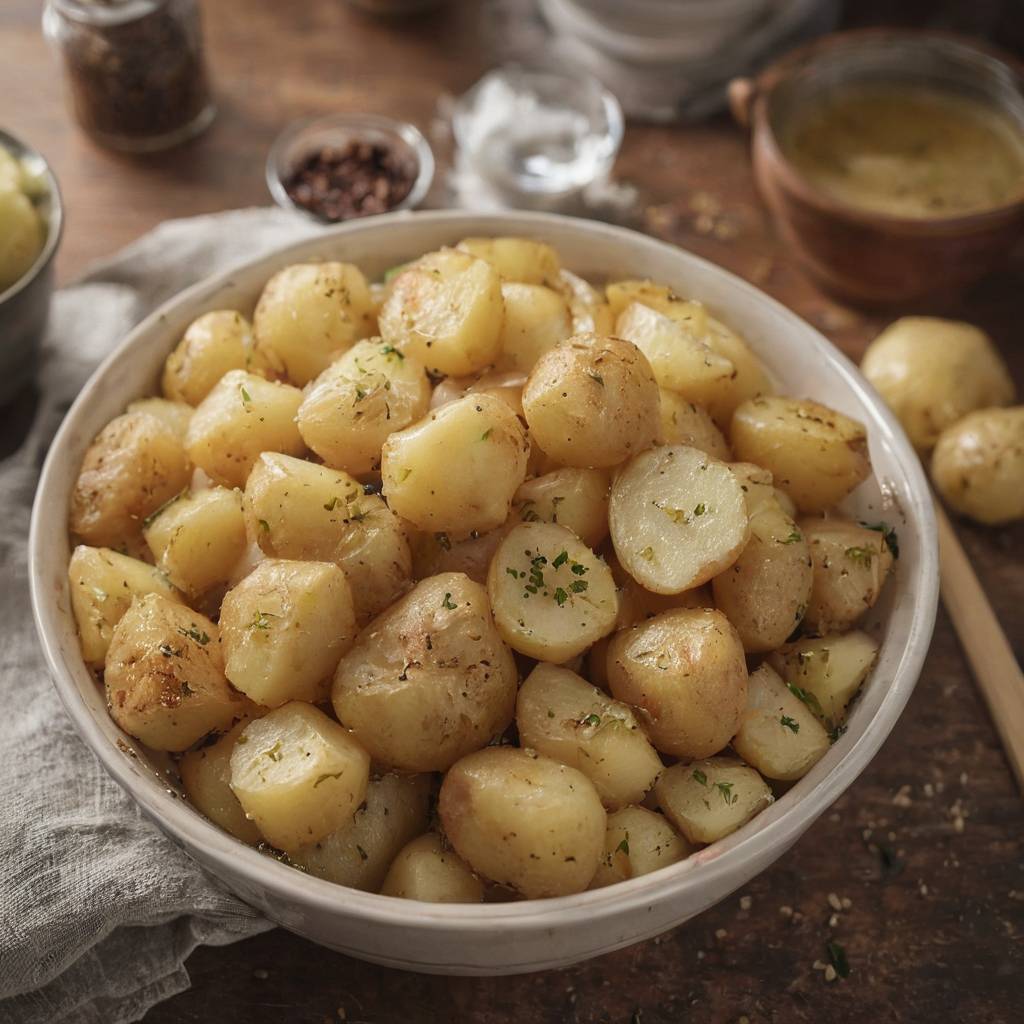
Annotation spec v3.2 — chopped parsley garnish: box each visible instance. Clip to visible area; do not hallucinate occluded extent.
[442,592,457,610]
[828,723,848,744]
[239,385,252,405]
[569,579,588,594]
[178,625,210,646]
[552,550,569,569]
[716,781,738,805]
[570,562,588,576]
[354,385,368,402]
[480,428,493,441]
[248,610,273,631]
[506,567,521,580]
[581,713,602,727]
[157,642,176,657]
[380,344,404,360]
[844,546,875,567]
[786,682,823,718]
[616,834,630,856]
[693,503,706,516]
[553,587,568,606]
[862,521,899,559]
[399,468,413,483]
[780,715,800,733]
[692,768,708,786]
[826,941,850,978]
[780,530,802,545]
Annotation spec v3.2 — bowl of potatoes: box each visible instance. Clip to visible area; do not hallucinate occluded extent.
[31,210,937,974]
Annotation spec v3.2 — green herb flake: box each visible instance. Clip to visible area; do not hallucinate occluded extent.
[158,642,176,657]
[826,941,850,979]
[692,768,708,786]
[693,503,706,516]
[248,610,273,631]
[780,530,802,545]
[786,682,823,718]
[844,546,875,567]
[239,385,252,406]
[380,344,404,360]
[716,781,738,805]
[442,592,457,611]
[142,489,186,529]
[570,562,588,576]
[780,714,800,734]
[399,468,413,483]
[553,587,569,606]
[505,567,521,580]
[862,521,899,559]
[828,723,848,744]
[354,386,368,402]
[552,550,569,569]
[480,428,493,441]
[178,625,210,646]
[581,713,601,727]
[616,834,630,856]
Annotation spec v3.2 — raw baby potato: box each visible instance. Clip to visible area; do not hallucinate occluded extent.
[381,393,529,536]
[861,317,1015,451]
[332,573,518,772]
[731,396,871,514]
[455,236,561,286]
[931,406,1024,525]
[220,559,357,707]
[70,411,192,552]
[511,466,611,548]
[185,370,304,489]
[105,594,244,751]
[487,521,618,662]
[381,833,484,903]
[656,757,773,845]
[297,338,431,475]
[252,261,376,385]
[731,664,830,781]
[439,747,607,898]
[69,545,183,666]
[609,445,749,594]
[607,607,747,760]
[802,518,895,634]
[658,391,731,460]
[379,248,503,376]
[229,701,370,853]
[590,806,690,888]
[290,773,431,890]
[522,334,661,469]
[497,282,573,372]
[516,663,664,810]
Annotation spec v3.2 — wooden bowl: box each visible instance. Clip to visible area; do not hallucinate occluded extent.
[729,30,1024,306]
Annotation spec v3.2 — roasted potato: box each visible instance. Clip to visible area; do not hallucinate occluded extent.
[439,747,607,898]
[589,806,690,888]
[381,833,484,903]
[658,392,731,460]
[511,467,610,549]
[497,282,573,373]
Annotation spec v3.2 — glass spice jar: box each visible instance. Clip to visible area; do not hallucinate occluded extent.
[43,0,215,153]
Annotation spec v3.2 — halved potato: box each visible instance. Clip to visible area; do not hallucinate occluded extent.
[381,833,484,903]
[589,806,690,888]
[658,391,731,460]
[511,467,611,549]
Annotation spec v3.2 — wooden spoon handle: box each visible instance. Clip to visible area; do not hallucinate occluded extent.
[935,500,1024,792]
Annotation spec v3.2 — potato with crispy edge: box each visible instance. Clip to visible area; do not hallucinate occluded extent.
[332,573,518,772]
[522,334,660,469]
[511,467,610,549]
[589,806,690,888]
[439,747,607,898]
[607,607,747,759]
[381,833,484,903]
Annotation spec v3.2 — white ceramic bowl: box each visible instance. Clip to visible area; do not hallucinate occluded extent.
[30,211,938,975]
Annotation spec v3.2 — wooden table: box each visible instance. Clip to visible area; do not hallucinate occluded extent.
[4,1,1023,1021]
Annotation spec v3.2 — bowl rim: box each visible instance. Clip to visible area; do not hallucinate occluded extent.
[264,112,435,223]
[0,127,64,305]
[751,28,1024,233]
[29,209,938,934]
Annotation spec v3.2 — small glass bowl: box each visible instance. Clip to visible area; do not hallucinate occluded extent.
[266,113,435,223]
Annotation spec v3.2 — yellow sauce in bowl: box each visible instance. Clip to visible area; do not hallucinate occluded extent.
[780,84,1024,218]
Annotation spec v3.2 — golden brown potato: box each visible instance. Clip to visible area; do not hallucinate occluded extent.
[522,334,660,469]
[220,559,357,708]
[381,833,484,903]
[511,467,610,549]
[658,391,731,460]
[455,236,562,285]
[861,317,1015,451]
[439,747,607,898]
[607,607,747,759]
[105,594,245,751]
[931,406,1024,524]
[185,370,305,489]
[731,397,871,514]
[516,663,663,809]
[297,339,431,475]
[487,521,618,662]
[162,310,265,406]
[802,518,895,634]
[381,393,529,537]
[70,411,192,553]
[589,806,690,888]
[229,701,370,853]
[252,262,376,385]
[332,573,517,772]
[496,282,573,373]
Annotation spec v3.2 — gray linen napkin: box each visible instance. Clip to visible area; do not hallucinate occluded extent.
[0,208,326,1024]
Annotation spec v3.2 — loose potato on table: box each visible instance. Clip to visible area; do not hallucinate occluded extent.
[252,262,376,386]
[801,518,894,634]
[607,607,748,760]
[127,398,193,439]
[731,396,871,514]
[70,411,192,553]
[185,370,304,489]
[379,248,503,376]
[455,236,561,285]
[180,720,263,845]
[220,559,357,708]
[244,453,412,623]
[931,406,1024,525]
[711,496,812,652]
[516,663,664,810]
[609,445,749,595]
[589,806,690,888]
[767,630,879,727]
[162,310,264,406]
[69,545,184,666]
[522,334,660,469]
[511,467,610,549]
[658,391,731,460]
[731,664,830,781]
[487,521,618,662]
[297,338,431,475]
[860,317,1015,451]
[332,573,517,772]
[497,282,573,373]
[381,833,484,903]
[439,747,607,898]
[381,393,529,537]
[143,486,247,598]
[290,773,431,890]
[105,594,244,751]
[655,757,773,845]
[229,701,370,854]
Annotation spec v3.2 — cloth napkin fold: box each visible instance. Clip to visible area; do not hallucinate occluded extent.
[0,208,327,1024]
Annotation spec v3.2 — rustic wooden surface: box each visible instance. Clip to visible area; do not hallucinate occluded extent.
[3,1,1024,1021]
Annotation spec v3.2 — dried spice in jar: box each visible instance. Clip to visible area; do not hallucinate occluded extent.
[43,0,215,153]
